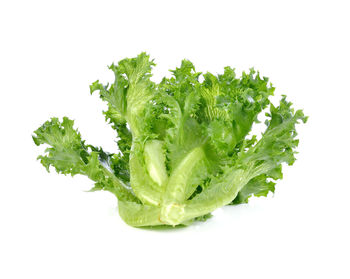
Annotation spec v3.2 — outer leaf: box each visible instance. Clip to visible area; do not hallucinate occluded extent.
[33,117,138,202]
[231,96,307,203]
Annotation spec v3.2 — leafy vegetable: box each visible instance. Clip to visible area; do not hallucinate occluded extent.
[33,53,307,227]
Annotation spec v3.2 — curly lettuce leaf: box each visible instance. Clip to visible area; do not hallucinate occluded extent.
[33,117,138,203]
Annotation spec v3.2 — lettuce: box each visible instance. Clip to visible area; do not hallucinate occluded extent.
[33,53,307,227]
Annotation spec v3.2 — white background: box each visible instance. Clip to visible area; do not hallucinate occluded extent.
[1,0,349,278]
